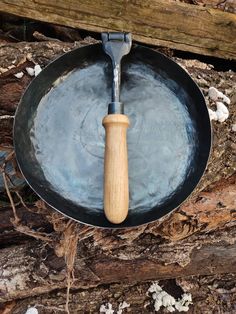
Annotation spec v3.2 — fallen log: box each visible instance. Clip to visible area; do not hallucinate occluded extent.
[3,273,235,314]
[0,174,235,245]
[0,224,235,302]
[0,0,236,59]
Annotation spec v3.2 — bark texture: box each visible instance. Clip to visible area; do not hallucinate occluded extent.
[0,222,236,303]
[193,0,236,13]
[175,0,236,13]
[0,0,236,59]
[1,273,235,313]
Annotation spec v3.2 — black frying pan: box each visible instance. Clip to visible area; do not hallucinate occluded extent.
[14,42,211,228]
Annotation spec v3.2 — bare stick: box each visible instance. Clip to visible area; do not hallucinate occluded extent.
[2,171,20,224]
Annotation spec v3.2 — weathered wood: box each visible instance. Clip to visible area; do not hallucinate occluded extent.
[0,223,235,302]
[193,0,236,13]
[0,206,51,246]
[0,174,235,245]
[3,273,236,313]
[0,1,236,59]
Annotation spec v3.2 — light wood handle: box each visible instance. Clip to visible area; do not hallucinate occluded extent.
[102,114,130,224]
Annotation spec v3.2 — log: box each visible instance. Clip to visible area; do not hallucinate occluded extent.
[0,206,51,246]
[2,273,236,314]
[0,224,235,302]
[0,1,236,60]
[0,174,235,245]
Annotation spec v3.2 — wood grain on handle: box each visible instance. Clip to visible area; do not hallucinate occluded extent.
[102,114,130,224]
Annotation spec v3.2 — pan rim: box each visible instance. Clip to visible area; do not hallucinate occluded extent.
[13,43,212,229]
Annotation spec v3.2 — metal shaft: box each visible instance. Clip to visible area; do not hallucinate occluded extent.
[112,62,121,103]
[102,32,132,114]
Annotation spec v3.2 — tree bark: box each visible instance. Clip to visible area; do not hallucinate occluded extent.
[0,224,235,303]
[0,174,235,245]
[192,0,236,13]
[0,0,236,59]
[1,273,235,313]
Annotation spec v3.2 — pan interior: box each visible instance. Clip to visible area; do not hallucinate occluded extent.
[29,59,197,214]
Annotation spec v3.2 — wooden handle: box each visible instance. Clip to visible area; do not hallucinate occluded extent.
[102,114,130,224]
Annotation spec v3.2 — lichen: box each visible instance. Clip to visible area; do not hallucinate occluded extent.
[24,307,38,314]
[14,71,24,78]
[208,87,230,122]
[147,281,192,312]
[100,301,130,314]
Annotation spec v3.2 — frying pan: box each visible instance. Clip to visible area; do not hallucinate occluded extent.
[14,38,211,228]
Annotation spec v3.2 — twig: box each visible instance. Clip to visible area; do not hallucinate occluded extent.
[63,221,79,314]
[2,150,15,163]
[12,223,53,242]
[2,171,20,224]
[15,190,29,209]
[33,31,61,42]
[1,150,19,223]
[65,275,72,314]
[0,145,13,152]
[1,150,53,243]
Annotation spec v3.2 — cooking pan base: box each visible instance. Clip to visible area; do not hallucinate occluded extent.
[14,44,211,227]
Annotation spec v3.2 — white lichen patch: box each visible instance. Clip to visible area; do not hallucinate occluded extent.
[215,102,229,123]
[14,71,24,78]
[34,64,42,76]
[208,108,218,121]
[208,87,231,105]
[207,87,230,123]
[25,307,38,314]
[0,268,28,292]
[148,282,162,293]
[232,124,236,132]
[100,303,114,314]
[175,293,192,312]
[26,67,35,76]
[100,301,130,314]
[147,281,192,312]
[117,301,130,314]
[221,94,230,105]
[208,87,221,101]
